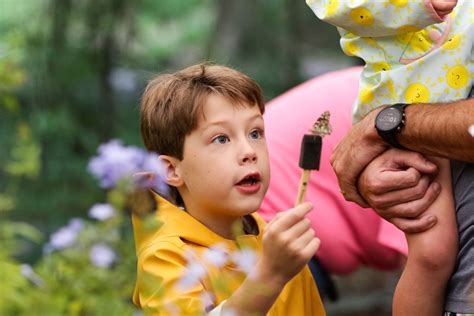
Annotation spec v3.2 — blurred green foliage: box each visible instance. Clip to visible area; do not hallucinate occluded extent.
[0,1,351,313]
[1,0,347,228]
[0,200,139,315]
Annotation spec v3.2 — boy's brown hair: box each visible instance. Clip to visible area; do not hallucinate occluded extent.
[140,62,265,159]
[139,63,265,203]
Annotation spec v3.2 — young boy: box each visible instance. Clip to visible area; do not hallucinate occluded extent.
[132,63,326,315]
[306,0,471,314]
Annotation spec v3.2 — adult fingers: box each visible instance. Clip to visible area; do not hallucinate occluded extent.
[330,111,390,208]
[376,181,441,219]
[366,176,438,209]
[331,141,364,203]
[359,149,438,195]
[337,177,371,207]
[390,214,438,234]
[389,149,438,175]
[366,167,423,194]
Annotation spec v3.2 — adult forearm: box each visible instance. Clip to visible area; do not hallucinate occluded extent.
[400,99,474,162]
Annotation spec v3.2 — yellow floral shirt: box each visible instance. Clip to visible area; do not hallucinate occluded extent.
[307,0,473,122]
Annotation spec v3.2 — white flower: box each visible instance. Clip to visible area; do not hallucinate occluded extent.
[222,309,237,316]
[183,249,197,261]
[163,302,179,316]
[90,243,117,268]
[202,244,228,268]
[175,261,206,291]
[20,264,45,287]
[231,248,257,274]
[468,125,474,137]
[88,203,116,221]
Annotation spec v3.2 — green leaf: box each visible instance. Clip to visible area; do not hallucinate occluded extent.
[0,194,15,213]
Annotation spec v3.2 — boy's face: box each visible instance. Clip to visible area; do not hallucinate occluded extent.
[175,94,270,222]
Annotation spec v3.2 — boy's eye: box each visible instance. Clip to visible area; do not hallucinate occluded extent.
[249,129,264,140]
[212,135,229,144]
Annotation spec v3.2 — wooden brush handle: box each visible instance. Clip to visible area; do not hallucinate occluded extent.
[295,169,311,206]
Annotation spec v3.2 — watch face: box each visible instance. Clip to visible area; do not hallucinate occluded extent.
[376,108,402,131]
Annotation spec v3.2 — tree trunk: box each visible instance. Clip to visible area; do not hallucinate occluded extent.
[207,0,246,62]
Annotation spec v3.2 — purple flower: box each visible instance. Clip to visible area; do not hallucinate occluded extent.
[88,139,168,194]
[88,139,144,188]
[44,218,84,253]
[138,152,169,194]
[88,203,116,221]
[90,243,117,268]
[67,218,85,232]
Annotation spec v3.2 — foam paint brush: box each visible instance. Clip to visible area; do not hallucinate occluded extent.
[295,111,332,206]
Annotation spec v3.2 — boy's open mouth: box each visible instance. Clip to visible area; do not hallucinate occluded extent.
[236,172,261,186]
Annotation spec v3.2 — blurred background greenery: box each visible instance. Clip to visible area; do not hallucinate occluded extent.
[0,1,370,315]
[1,0,356,235]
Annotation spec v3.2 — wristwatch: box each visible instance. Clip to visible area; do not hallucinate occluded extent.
[374,103,408,149]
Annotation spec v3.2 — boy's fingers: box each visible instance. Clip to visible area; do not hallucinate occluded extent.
[301,237,321,259]
[265,212,283,230]
[283,218,311,239]
[295,227,315,246]
[270,203,313,231]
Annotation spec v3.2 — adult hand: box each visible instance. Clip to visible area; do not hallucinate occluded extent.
[358,149,441,233]
[330,109,388,207]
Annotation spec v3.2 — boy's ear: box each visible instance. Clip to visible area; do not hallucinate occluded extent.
[159,155,183,187]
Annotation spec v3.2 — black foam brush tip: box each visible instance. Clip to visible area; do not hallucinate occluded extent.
[298,134,322,170]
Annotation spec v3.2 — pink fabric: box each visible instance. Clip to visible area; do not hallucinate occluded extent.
[259,67,408,275]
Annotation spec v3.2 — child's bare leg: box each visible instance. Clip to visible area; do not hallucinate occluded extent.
[393,157,458,316]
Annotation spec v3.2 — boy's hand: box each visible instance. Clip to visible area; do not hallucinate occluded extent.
[223,204,320,314]
[256,203,320,287]
[431,0,457,17]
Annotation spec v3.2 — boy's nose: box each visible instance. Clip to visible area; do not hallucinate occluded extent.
[239,141,258,165]
[241,152,257,164]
